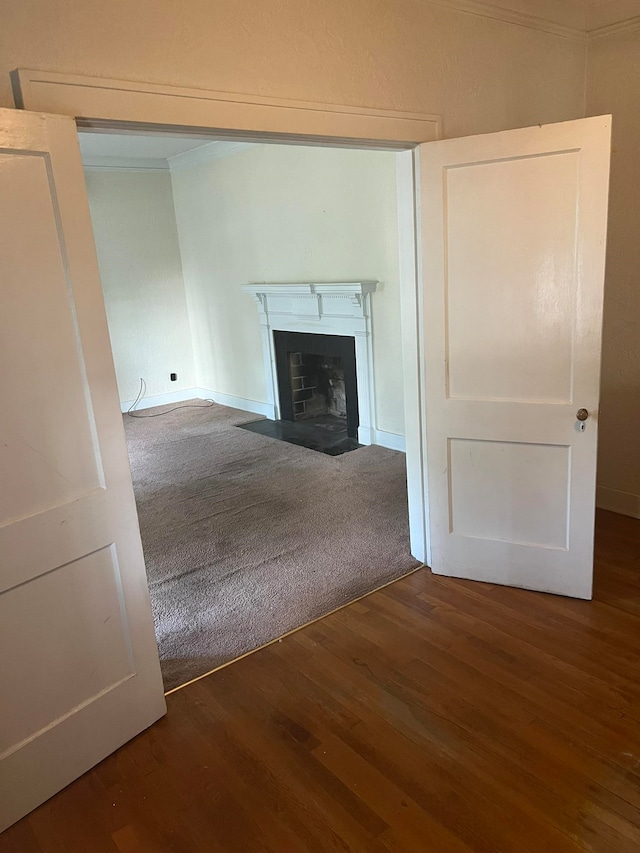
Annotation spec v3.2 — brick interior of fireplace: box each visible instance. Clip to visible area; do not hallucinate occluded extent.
[289,352,347,422]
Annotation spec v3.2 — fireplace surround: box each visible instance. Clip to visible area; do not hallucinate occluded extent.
[242,282,377,444]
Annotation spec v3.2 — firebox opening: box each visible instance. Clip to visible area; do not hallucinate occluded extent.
[289,352,347,422]
[274,331,359,442]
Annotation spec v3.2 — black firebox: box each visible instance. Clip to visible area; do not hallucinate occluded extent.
[273,331,359,439]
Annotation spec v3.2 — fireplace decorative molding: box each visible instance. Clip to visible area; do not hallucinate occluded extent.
[241,281,377,444]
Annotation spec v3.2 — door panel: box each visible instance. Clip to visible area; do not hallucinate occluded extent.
[448,439,570,548]
[0,108,165,831]
[445,151,579,404]
[0,152,103,522]
[420,117,611,599]
[1,546,134,754]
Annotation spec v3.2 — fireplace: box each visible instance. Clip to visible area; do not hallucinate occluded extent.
[273,331,359,438]
[241,281,377,446]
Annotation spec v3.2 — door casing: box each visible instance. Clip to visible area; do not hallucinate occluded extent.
[13,69,436,563]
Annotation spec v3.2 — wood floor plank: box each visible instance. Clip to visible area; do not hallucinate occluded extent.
[188,675,391,851]
[1,509,640,852]
[260,639,584,851]
[285,618,626,850]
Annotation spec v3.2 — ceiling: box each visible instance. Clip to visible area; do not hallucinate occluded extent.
[78,132,252,171]
[78,132,213,161]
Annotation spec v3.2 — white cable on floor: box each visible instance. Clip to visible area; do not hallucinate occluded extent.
[126,377,215,418]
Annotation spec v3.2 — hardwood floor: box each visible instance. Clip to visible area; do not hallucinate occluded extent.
[3,509,640,852]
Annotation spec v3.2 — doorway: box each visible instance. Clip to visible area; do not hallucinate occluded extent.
[15,69,434,569]
[78,128,422,691]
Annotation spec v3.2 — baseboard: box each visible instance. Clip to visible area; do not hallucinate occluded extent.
[373,429,406,453]
[193,388,274,419]
[357,425,373,446]
[596,486,640,519]
[120,386,274,418]
[120,387,203,413]
[120,389,404,448]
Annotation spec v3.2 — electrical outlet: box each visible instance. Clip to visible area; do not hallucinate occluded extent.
[170,372,177,382]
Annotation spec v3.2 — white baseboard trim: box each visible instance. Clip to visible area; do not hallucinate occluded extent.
[596,486,640,519]
[357,425,373,446]
[120,389,405,450]
[193,388,274,419]
[373,429,406,453]
[120,387,203,413]
[120,386,274,418]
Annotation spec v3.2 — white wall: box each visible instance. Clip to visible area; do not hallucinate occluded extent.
[0,0,589,434]
[171,144,404,435]
[2,2,638,514]
[0,1,586,134]
[587,29,640,517]
[84,169,195,403]
[1,0,604,462]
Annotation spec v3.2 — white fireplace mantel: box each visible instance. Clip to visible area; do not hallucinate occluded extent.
[242,281,378,444]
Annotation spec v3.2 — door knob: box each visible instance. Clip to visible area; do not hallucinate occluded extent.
[576,408,589,421]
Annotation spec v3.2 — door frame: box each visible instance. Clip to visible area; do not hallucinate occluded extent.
[13,69,437,563]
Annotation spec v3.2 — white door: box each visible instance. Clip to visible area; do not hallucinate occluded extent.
[0,108,166,831]
[420,116,611,599]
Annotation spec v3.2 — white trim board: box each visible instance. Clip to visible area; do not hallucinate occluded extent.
[120,387,202,413]
[596,486,640,519]
[373,430,407,453]
[81,141,255,172]
[194,389,273,419]
[431,0,640,39]
[426,0,586,39]
[425,0,640,38]
[82,155,169,172]
[119,387,271,418]
[119,386,405,452]
[13,71,441,147]
[588,0,640,31]
[168,141,255,171]
[397,149,429,563]
[589,15,640,39]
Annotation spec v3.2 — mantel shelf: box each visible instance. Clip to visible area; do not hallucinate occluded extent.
[241,281,377,298]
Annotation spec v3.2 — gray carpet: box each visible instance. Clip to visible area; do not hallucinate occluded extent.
[124,401,420,691]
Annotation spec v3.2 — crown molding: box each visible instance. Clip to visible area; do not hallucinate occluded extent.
[588,0,640,29]
[423,0,587,40]
[168,140,254,171]
[423,0,640,39]
[80,142,254,172]
[588,14,640,39]
[81,155,168,171]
